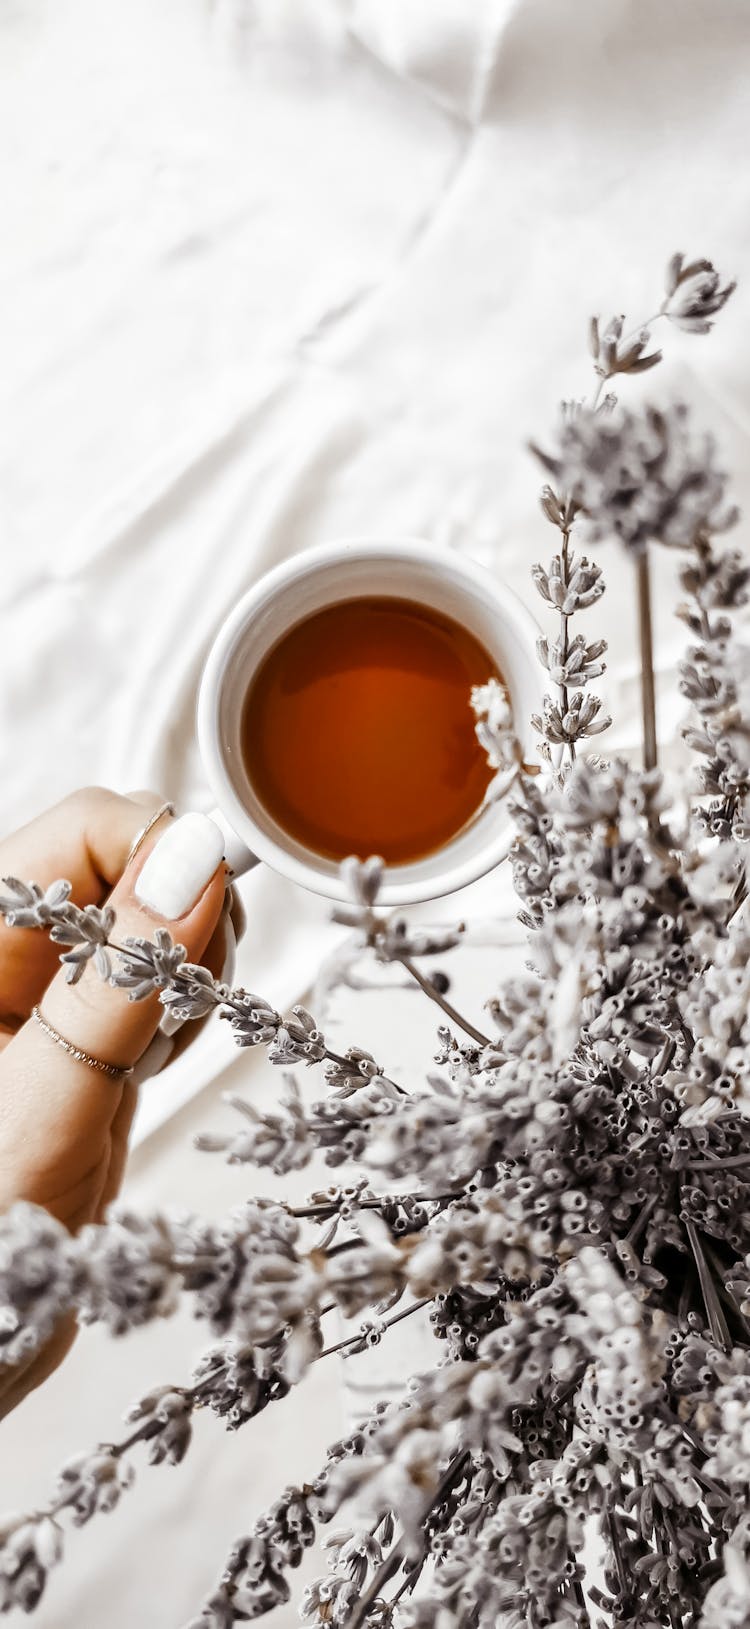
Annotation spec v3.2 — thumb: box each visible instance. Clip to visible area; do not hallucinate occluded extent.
[0,813,226,1212]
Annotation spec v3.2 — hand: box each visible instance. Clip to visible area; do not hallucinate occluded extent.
[0,788,227,1411]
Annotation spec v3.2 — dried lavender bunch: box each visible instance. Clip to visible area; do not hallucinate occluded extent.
[532,254,735,776]
[1,253,750,1629]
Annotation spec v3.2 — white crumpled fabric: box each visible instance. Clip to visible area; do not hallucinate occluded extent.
[2,0,750,1621]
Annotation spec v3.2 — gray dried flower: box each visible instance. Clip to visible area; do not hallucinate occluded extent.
[0,1202,77,1367]
[300,1574,361,1626]
[539,485,579,532]
[0,876,72,929]
[340,856,384,909]
[110,928,189,1003]
[56,1445,134,1524]
[531,690,611,746]
[333,856,384,934]
[531,553,605,613]
[190,1326,314,1427]
[0,1515,63,1614]
[195,1079,312,1174]
[267,1005,327,1067]
[664,253,736,333]
[323,1046,386,1093]
[325,1212,407,1318]
[589,314,662,379]
[126,1386,194,1465]
[700,1534,750,1628]
[50,903,116,983]
[469,680,531,803]
[537,401,738,555]
[76,1209,179,1334]
[536,632,607,689]
[0,879,114,981]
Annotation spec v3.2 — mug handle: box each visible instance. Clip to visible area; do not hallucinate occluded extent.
[208,805,260,878]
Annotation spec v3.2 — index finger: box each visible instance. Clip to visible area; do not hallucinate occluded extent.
[0,788,167,1031]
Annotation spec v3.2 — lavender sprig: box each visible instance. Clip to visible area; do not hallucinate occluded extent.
[678,538,750,846]
[531,255,735,777]
[0,251,747,1629]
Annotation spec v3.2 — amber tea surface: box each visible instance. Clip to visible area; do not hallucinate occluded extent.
[240,596,502,864]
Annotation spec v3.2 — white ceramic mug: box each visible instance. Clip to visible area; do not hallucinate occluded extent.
[197,537,543,907]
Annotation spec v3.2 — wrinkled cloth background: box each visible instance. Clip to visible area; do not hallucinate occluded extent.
[2,1,750,1623]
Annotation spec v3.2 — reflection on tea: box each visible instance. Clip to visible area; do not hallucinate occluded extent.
[241,596,502,865]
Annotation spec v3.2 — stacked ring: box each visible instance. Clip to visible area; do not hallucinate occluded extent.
[31,1006,133,1081]
[125,801,174,868]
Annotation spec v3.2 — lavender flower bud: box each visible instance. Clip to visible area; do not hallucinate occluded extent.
[664,253,736,332]
[531,555,605,614]
[111,928,188,1002]
[56,1446,134,1524]
[0,876,72,929]
[220,989,280,1048]
[0,1515,63,1613]
[531,692,611,745]
[76,1210,179,1334]
[196,1081,312,1174]
[536,402,738,556]
[127,1387,194,1465]
[589,313,662,378]
[0,1203,77,1367]
[267,1007,327,1067]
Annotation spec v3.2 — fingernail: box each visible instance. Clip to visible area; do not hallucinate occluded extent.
[135,813,224,919]
[159,1010,185,1037]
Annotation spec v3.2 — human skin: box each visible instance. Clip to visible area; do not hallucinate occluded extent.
[0,787,227,1412]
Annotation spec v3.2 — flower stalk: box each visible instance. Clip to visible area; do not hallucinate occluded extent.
[637,548,658,771]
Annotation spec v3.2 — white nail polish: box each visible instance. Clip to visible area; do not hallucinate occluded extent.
[135,813,224,919]
[159,1010,186,1037]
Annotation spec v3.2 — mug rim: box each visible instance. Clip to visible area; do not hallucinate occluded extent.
[197,535,542,905]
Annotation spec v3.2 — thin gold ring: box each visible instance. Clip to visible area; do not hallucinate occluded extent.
[125,801,174,868]
[31,1006,133,1081]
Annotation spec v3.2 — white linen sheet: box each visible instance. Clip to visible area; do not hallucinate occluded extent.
[2,1,750,1623]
